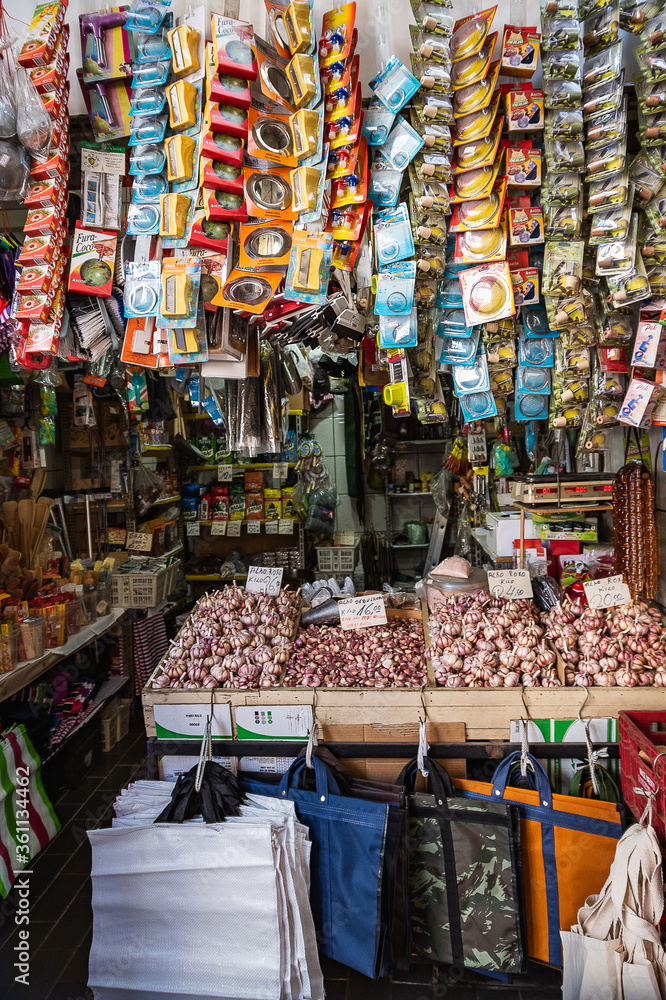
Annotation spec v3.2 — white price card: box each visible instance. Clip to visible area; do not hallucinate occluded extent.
[186,521,200,537]
[334,530,355,546]
[272,462,288,480]
[339,594,388,630]
[279,519,294,534]
[126,531,153,552]
[227,521,241,537]
[583,575,631,610]
[246,565,284,595]
[218,463,233,482]
[487,569,533,599]
[265,521,278,534]
[247,520,261,534]
[210,520,227,536]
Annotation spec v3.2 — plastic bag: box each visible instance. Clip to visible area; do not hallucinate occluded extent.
[430,468,451,516]
[133,462,165,515]
[0,56,16,138]
[14,64,50,156]
[305,487,338,536]
[0,139,29,201]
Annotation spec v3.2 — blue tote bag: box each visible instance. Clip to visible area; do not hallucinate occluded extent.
[242,754,389,979]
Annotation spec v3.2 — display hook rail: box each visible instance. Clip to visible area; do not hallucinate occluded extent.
[145,738,620,780]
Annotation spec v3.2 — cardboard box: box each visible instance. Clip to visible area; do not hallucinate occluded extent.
[234,704,313,741]
[485,510,535,556]
[152,702,232,740]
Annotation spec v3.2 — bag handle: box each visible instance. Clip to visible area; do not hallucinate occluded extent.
[398,756,456,805]
[492,750,553,809]
[278,752,341,801]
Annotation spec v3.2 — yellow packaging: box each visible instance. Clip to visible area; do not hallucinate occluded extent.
[281,488,297,518]
[264,489,282,519]
[168,23,200,77]
[166,80,198,131]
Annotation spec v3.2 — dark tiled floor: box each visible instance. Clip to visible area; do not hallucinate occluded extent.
[0,711,563,1000]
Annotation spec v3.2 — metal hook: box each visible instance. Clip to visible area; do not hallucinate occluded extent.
[306,685,318,769]
[520,686,530,721]
[577,686,590,723]
[419,683,427,722]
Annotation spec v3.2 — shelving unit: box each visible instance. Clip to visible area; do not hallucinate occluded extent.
[514,500,614,568]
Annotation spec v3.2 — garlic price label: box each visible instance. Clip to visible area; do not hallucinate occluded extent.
[246,565,284,596]
[217,463,233,482]
[583,575,631,610]
[126,531,153,552]
[339,595,388,631]
[486,569,533,600]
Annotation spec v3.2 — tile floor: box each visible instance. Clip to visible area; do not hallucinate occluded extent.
[0,716,563,1000]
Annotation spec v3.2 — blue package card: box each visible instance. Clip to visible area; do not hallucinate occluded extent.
[379,308,418,347]
[374,204,415,264]
[518,331,554,367]
[514,388,550,421]
[522,304,555,338]
[440,328,481,364]
[368,55,421,113]
[378,116,424,170]
[368,168,403,207]
[453,355,491,395]
[128,113,168,146]
[124,0,171,33]
[362,104,396,145]
[516,366,551,394]
[129,143,166,175]
[436,308,474,337]
[437,273,464,307]
[375,261,417,315]
[459,390,498,422]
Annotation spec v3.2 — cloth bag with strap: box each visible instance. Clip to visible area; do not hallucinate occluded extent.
[456,750,623,967]
[399,755,526,975]
[240,753,389,979]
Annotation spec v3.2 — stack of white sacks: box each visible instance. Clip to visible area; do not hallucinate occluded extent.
[87,780,324,1000]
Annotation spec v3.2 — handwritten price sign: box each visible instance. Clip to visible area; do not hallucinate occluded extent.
[339,594,388,630]
[246,565,284,596]
[487,569,533,600]
[583,575,631,610]
[126,531,153,552]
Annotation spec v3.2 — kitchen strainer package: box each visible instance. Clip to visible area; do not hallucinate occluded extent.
[458,388,498,421]
[440,328,480,364]
[518,329,555,367]
[452,353,491,394]
[459,260,515,325]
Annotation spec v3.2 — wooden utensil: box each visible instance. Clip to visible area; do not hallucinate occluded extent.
[29,468,46,499]
[30,497,53,566]
[17,498,35,566]
[2,501,18,550]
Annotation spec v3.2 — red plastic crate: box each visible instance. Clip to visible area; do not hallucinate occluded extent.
[619,710,666,845]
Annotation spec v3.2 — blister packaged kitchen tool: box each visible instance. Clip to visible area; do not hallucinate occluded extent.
[605,253,651,306]
[541,0,579,17]
[124,260,161,317]
[81,142,125,230]
[458,388,498,421]
[455,223,508,263]
[583,39,621,87]
[543,48,583,82]
[167,79,200,131]
[165,134,196,183]
[542,16,581,48]
[582,1,620,51]
[378,308,419,347]
[206,102,248,139]
[438,272,465,307]
[440,328,480,363]
[589,189,634,244]
[238,220,293,269]
[515,389,550,420]
[134,25,171,63]
[414,149,452,181]
[582,73,624,118]
[589,166,630,210]
[362,103,396,144]
[549,400,584,427]
[489,366,514,395]
[453,60,500,115]
[523,305,553,337]
[291,161,326,216]
[160,256,201,328]
[374,203,416,263]
[201,129,244,169]
[129,143,166,175]
[375,261,417,315]
[285,230,334,304]
[544,77,582,108]
[410,169,451,210]
[451,92,499,143]
[636,40,666,81]
[586,98,627,144]
[124,0,170,33]
[126,201,161,235]
[516,365,551,394]
[414,1,455,35]
[168,22,200,77]
[543,240,585,294]
[410,195,449,244]
[459,261,515,326]
[159,193,192,238]
[415,243,445,277]
[243,162,294,218]
[379,116,425,169]
[519,330,555,366]
[599,311,633,345]
[453,124,501,171]
[542,200,580,239]
[319,3,356,64]
[368,167,402,207]
[128,113,168,146]
[450,7,497,59]
[368,55,421,112]
[132,59,170,88]
[637,101,666,144]
[452,353,491,395]
[545,138,585,171]
[410,111,453,153]
[621,0,664,32]
[129,85,167,115]
[544,107,583,138]
[410,24,452,62]
[448,178,507,232]
[211,15,257,79]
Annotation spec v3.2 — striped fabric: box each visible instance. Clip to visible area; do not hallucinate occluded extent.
[133,612,168,695]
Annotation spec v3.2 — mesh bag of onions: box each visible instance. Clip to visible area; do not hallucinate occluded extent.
[151,586,300,690]
[428,590,560,688]
[544,597,666,687]
[284,619,427,688]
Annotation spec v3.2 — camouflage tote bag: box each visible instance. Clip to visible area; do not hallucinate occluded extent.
[399,757,527,975]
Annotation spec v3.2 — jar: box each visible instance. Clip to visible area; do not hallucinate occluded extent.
[0,626,18,673]
[18,616,45,662]
[83,585,98,626]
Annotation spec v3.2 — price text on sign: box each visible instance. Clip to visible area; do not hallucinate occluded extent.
[218,463,233,482]
[265,520,278,534]
[279,519,294,534]
[186,521,200,537]
[339,595,388,631]
[272,462,288,480]
[487,569,533,599]
[583,575,631,609]
[227,521,241,537]
[247,520,261,534]
[126,532,153,552]
[246,565,284,596]
[210,521,227,536]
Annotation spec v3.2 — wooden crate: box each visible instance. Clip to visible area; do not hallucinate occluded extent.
[142,601,665,745]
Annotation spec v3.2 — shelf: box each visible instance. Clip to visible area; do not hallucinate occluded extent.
[186,574,247,582]
[387,492,433,498]
[0,608,127,704]
[394,542,430,549]
[184,414,213,421]
[141,444,172,453]
[187,462,296,472]
[395,439,446,446]
[164,543,184,558]
[42,674,131,765]
[513,501,614,514]
[150,494,181,506]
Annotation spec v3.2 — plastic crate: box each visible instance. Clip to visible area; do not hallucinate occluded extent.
[110,574,132,608]
[110,561,179,609]
[619,710,666,846]
[316,544,357,573]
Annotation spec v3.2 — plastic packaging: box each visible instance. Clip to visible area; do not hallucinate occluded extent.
[14,64,51,156]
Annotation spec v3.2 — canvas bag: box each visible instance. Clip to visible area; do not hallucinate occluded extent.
[398,755,526,975]
[240,753,389,979]
[456,750,623,967]
[0,724,60,898]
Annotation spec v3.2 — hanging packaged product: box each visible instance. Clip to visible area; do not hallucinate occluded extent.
[378,116,424,169]
[368,166,402,207]
[284,230,334,304]
[455,222,508,264]
[201,129,244,170]
[67,222,116,297]
[238,220,293,269]
[501,24,541,76]
[159,192,192,238]
[448,177,507,232]
[247,108,297,165]
[199,157,242,196]
[132,59,170,89]
[80,142,125,230]
[368,55,421,113]
[449,155,503,202]
[211,14,258,79]
[202,186,248,223]
[582,2,620,53]
[459,261,515,326]
[164,134,196,183]
[378,308,419,348]
[504,84,545,130]
[507,200,545,246]
[244,161,296,219]
[124,260,161,317]
[217,269,283,313]
[374,203,415,264]
[504,142,541,188]
[375,262,417,316]
[124,0,170,34]
[291,160,327,217]
[452,91,501,144]
[159,256,201,328]
[166,79,200,131]
[319,3,356,66]
[168,22,200,77]
[382,347,411,415]
[409,24,451,63]
[206,102,249,139]
[453,125,501,172]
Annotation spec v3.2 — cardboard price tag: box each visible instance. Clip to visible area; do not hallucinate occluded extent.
[272,462,288,480]
[265,520,278,534]
[126,531,153,552]
[339,594,388,630]
[247,520,261,534]
[227,521,241,537]
[107,528,127,545]
[246,565,283,595]
[487,569,533,599]
[210,520,227,536]
[279,519,294,534]
[186,521,200,537]
[217,463,233,482]
[583,575,631,610]
[334,530,355,546]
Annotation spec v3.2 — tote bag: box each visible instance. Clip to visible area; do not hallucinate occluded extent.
[456,750,623,967]
[0,724,60,898]
[241,753,389,979]
[399,756,526,976]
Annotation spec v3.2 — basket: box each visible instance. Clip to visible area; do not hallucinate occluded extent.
[316,544,358,574]
[619,710,666,847]
[110,561,179,609]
